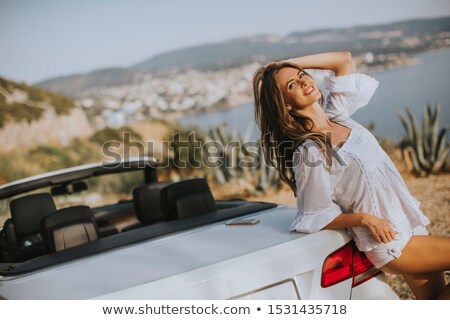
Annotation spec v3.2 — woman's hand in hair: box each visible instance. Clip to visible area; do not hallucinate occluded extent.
[286,51,353,76]
[360,213,397,244]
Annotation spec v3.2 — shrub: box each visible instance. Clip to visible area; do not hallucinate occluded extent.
[89,126,142,145]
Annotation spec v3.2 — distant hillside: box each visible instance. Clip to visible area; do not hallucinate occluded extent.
[37,16,450,96]
[37,67,139,98]
[134,16,450,71]
[0,76,92,151]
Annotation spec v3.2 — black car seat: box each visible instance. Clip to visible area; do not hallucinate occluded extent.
[133,181,172,224]
[0,193,57,261]
[10,193,57,246]
[40,205,99,252]
[160,178,217,220]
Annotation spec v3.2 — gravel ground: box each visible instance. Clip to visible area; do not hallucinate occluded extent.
[212,173,450,300]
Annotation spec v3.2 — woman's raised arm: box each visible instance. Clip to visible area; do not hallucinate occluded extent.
[286,51,353,76]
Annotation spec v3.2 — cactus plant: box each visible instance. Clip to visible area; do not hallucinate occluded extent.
[398,103,449,175]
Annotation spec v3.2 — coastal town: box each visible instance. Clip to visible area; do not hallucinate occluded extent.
[79,62,258,128]
[77,50,427,129]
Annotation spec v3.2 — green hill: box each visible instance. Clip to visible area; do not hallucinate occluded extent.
[0,77,76,128]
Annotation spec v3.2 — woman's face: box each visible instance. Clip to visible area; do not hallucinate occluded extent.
[275,67,321,111]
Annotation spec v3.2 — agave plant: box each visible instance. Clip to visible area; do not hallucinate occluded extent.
[398,103,449,175]
[254,142,281,192]
[203,123,281,194]
[204,123,243,184]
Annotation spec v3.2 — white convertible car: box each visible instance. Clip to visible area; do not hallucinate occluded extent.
[0,157,398,299]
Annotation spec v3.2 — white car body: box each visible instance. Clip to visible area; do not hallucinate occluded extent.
[1,208,397,300]
[0,158,398,300]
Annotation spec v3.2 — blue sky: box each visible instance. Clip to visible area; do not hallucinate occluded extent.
[1,0,449,84]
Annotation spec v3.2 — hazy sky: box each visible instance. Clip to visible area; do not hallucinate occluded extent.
[1,0,449,84]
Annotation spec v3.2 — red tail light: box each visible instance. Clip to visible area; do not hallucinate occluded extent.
[321,241,381,288]
[352,247,382,287]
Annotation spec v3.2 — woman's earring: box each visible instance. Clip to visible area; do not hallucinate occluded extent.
[286,105,292,111]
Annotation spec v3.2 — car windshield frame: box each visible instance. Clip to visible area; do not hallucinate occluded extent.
[0,157,159,200]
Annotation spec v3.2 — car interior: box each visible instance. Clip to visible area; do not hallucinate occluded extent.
[0,166,276,275]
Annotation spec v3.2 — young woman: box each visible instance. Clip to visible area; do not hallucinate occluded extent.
[253,51,450,299]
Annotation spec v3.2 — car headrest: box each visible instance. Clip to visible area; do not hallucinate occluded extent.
[161,178,217,220]
[10,193,57,237]
[40,205,98,252]
[133,181,171,224]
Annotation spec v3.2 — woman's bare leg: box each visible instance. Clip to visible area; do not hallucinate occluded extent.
[403,272,446,300]
[437,283,450,300]
[382,236,450,274]
[380,235,450,299]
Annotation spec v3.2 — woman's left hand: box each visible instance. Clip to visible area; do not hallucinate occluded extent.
[360,214,396,244]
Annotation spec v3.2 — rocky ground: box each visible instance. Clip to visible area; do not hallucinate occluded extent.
[211,172,450,300]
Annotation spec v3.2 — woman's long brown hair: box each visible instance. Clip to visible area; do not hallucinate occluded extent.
[253,61,332,195]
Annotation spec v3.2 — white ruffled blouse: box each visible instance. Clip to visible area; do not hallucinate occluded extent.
[290,71,430,252]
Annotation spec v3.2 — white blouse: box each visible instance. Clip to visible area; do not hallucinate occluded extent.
[290,71,430,252]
